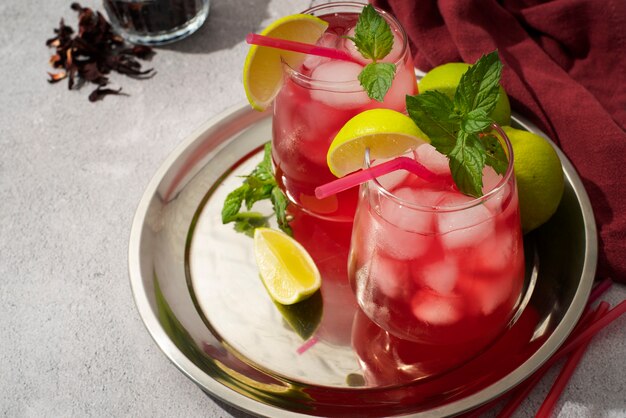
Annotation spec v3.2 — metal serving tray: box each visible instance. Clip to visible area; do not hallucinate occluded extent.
[128,102,597,417]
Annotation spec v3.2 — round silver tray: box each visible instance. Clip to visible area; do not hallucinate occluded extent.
[128,103,597,417]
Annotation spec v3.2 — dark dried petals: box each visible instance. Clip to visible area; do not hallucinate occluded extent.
[88,87,125,102]
[46,38,60,47]
[131,45,154,59]
[47,72,67,83]
[46,3,155,101]
[82,62,109,85]
[49,54,62,67]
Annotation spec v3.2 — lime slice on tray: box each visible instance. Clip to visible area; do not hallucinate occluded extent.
[243,14,329,111]
[326,109,430,177]
[253,228,321,305]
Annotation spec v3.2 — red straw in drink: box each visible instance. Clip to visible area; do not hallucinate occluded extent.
[315,156,440,200]
[246,33,360,64]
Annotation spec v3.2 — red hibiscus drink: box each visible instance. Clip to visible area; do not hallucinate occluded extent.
[272,2,416,222]
[348,135,525,347]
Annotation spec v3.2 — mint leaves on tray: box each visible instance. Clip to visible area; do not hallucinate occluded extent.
[221,143,291,236]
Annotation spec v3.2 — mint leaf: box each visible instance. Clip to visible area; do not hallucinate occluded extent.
[348,4,397,102]
[221,143,293,236]
[406,51,509,197]
[482,133,509,175]
[250,144,274,181]
[461,109,492,133]
[222,185,247,223]
[271,186,292,236]
[454,51,502,118]
[350,4,394,61]
[358,62,396,101]
[406,92,457,155]
[233,212,270,237]
[448,131,486,197]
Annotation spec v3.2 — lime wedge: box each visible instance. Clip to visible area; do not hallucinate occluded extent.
[243,14,329,111]
[327,109,430,177]
[253,228,321,305]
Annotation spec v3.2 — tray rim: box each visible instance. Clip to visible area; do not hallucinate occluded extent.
[128,102,597,417]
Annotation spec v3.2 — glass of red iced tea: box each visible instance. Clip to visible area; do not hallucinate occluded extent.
[272,2,417,222]
[348,128,525,349]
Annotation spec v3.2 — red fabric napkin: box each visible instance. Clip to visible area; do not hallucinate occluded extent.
[372,0,626,283]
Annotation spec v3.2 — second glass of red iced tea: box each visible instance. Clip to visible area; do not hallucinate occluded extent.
[348,130,525,349]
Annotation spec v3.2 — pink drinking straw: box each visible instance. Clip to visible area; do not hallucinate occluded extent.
[315,156,440,200]
[535,302,610,418]
[246,33,360,64]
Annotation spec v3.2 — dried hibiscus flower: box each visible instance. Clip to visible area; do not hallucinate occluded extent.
[46,3,155,102]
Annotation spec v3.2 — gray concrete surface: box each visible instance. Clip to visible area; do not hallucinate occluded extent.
[0,0,624,417]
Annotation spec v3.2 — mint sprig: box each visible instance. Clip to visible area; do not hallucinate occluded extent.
[349,4,397,102]
[221,143,292,236]
[406,51,508,197]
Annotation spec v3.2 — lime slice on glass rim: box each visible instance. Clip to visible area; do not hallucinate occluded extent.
[326,109,430,177]
[243,14,329,111]
[253,227,321,305]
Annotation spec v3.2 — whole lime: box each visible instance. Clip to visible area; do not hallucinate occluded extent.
[503,126,565,233]
[419,62,511,126]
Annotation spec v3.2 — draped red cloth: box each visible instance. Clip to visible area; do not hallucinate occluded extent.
[372,0,626,283]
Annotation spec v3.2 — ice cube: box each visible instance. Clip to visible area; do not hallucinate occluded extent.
[310,61,370,109]
[413,258,458,295]
[392,186,445,208]
[300,130,334,166]
[372,210,429,260]
[411,289,461,325]
[370,251,410,298]
[474,229,519,273]
[437,193,495,249]
[380,187,439,233]
[415,144,450,175]
[302,32,339,71]
[468,277,514,316]
[292,96,349,167]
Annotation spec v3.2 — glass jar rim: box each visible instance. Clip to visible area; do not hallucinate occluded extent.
[366,124,516,213]
[283,1,410,92]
